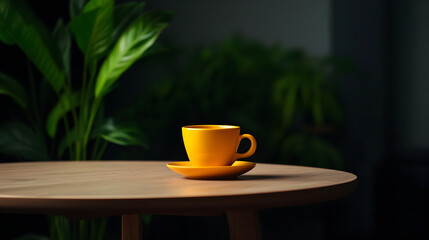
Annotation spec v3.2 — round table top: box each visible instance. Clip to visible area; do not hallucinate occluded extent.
[0,161,357,217]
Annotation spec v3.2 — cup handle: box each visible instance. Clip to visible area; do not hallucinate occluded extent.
[233,134,257,160]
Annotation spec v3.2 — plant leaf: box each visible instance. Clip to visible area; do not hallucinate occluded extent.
[271,77,288,106]
[0,122,49,161]
[57,103,104,158]
[280,133,306,162]
[69,0,88,19]
[58,127,77,158]
[46,91,81,138]
[323,90,342,124]
[282,84,297,128]
[69,0,114,62]
[0,72,27,109]
[0,0,66,92]
[95,118,148,147]
[0,6,13,45]
[308,136,344,169]
[312,82,324,125]
[95,12,171,97]
[112,2,145,42]
[52,19,71,79]
[58,116,148,157]
[69,9,98,53]
[300,84,311,109]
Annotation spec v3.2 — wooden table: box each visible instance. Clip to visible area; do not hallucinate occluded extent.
[0,161,357,239]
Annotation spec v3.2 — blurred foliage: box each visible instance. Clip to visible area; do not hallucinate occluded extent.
[0,0,170,238]
[0,0,171,162]
[123,35,354,169]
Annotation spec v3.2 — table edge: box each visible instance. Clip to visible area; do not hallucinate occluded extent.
[0,177,357,217]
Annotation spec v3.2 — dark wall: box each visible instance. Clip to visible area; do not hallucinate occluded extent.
[333,0,429,239]
[145,0,331,55]
[392,0,429,153]
[332,0,386,238]
[379,0,429,238]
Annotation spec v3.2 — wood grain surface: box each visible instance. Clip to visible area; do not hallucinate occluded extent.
[0,161,357,217]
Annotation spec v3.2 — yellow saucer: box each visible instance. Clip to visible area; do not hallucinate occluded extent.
[166,161,256,179]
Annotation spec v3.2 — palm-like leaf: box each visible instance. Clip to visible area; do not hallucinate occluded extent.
[58,127,77,158]
[52,20,71,79]
[311,73,325,125]
[95,118,148,147]
[0,9,13,45]
[282,85,297,127]
[308,136,343,169]
[69,0,88,19]
[0,122,49,161]
[95,12,170,97]
[58,117,147,158]
[0,72,27,109]
[323,91,342,124]
[280,134,343,169]
[112,2,145,41]
[69,0,114,62]
[46,91,81,138]
[0,0,65,92]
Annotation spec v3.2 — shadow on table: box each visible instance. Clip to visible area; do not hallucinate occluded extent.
[237,174,290,180]
[183,174,314,181]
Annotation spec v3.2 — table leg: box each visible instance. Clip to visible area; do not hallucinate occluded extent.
[122,214,141,240]
[226,210,261,240]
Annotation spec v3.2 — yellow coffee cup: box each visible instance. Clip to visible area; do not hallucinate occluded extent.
[182,125,257,166]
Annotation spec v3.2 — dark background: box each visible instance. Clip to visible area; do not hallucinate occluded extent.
[1,0,428,239]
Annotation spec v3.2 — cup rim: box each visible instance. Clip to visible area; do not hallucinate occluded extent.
[182,125,240,130]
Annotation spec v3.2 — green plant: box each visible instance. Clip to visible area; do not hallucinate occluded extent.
[126,36,352,169]
[0,0,170,238]
[268,49,353,169]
